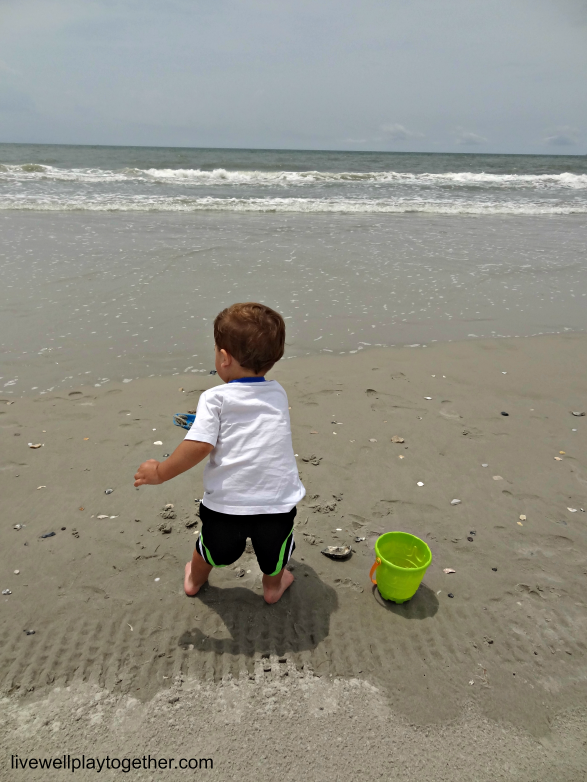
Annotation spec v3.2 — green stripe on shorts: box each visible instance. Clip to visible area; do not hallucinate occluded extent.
[268,529,293,577]
[200,533,226,568]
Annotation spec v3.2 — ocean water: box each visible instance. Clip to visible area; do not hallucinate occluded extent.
[1,144,587,215]
[1,144,586,396]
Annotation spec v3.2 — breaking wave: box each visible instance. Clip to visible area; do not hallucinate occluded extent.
[1,164,587,189]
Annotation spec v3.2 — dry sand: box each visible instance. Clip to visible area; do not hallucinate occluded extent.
[1,334,586,780]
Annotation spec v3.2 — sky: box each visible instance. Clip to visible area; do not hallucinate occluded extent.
[0,0,586,153]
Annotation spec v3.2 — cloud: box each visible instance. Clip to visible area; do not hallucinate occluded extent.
[557,1,587,26]
[380,123,424,142]
[454,128,488,146]
[543,126,579,146]
[0,84,35,112]
[0,59,21,76]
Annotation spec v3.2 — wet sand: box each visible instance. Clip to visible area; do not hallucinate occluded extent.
[1,334,586,780]
[2,211,586,397]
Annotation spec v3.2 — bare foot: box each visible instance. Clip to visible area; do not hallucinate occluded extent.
[184,550,213,597]
[263,568,294,604]
[184,561,204,596]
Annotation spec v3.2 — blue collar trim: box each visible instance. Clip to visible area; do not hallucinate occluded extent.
[229,377,266,384]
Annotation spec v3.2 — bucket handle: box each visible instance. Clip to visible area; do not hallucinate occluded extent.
[369,557,382,585]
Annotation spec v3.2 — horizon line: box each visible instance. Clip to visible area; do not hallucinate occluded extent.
[0,141,585,158]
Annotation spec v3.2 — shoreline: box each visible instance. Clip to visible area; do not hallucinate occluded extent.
[4,329,587,401]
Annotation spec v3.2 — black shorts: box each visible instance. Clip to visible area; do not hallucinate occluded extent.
[196,503,296,576]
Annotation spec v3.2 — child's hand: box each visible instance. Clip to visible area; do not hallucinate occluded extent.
[134,441,213,487]
[134,459,163,487]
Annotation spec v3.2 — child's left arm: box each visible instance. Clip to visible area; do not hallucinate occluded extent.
[134,440,214,487]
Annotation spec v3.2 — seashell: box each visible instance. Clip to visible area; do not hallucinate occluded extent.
[450,499,461,505]
[104,488,113,494]
[28,443,43,449]
[390,436,404,443]
[321,545,352,560]
[571,411,585,416]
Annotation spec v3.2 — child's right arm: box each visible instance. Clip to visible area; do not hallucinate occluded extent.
[134,440,214,487]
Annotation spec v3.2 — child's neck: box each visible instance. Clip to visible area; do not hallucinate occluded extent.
[224,369,267,383]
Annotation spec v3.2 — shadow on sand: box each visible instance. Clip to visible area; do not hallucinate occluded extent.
[178,560,338,656]
[371,581,439,619]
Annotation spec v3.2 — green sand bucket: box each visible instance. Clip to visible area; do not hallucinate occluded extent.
[369,532,432,603]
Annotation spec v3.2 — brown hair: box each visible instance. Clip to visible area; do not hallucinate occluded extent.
[214,302,286,374]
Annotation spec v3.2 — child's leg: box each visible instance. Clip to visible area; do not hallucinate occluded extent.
[249,509,297,604]
[262,568,294,604]
[185,505,247,596]
[184,549,213,596]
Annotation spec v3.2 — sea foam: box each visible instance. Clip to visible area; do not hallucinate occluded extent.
[1,164,587,189]
[1,194,586,214]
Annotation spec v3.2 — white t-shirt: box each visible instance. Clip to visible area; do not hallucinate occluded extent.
[184,378,306,515]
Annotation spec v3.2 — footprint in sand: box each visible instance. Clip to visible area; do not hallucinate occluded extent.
[333,577,364,593]
[371,500,396,518]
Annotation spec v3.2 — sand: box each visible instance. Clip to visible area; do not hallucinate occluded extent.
[1,334,586,780]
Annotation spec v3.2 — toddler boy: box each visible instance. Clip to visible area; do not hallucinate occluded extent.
[134,302,305,604]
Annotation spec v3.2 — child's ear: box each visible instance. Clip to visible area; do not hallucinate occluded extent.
[220,348,231,366]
